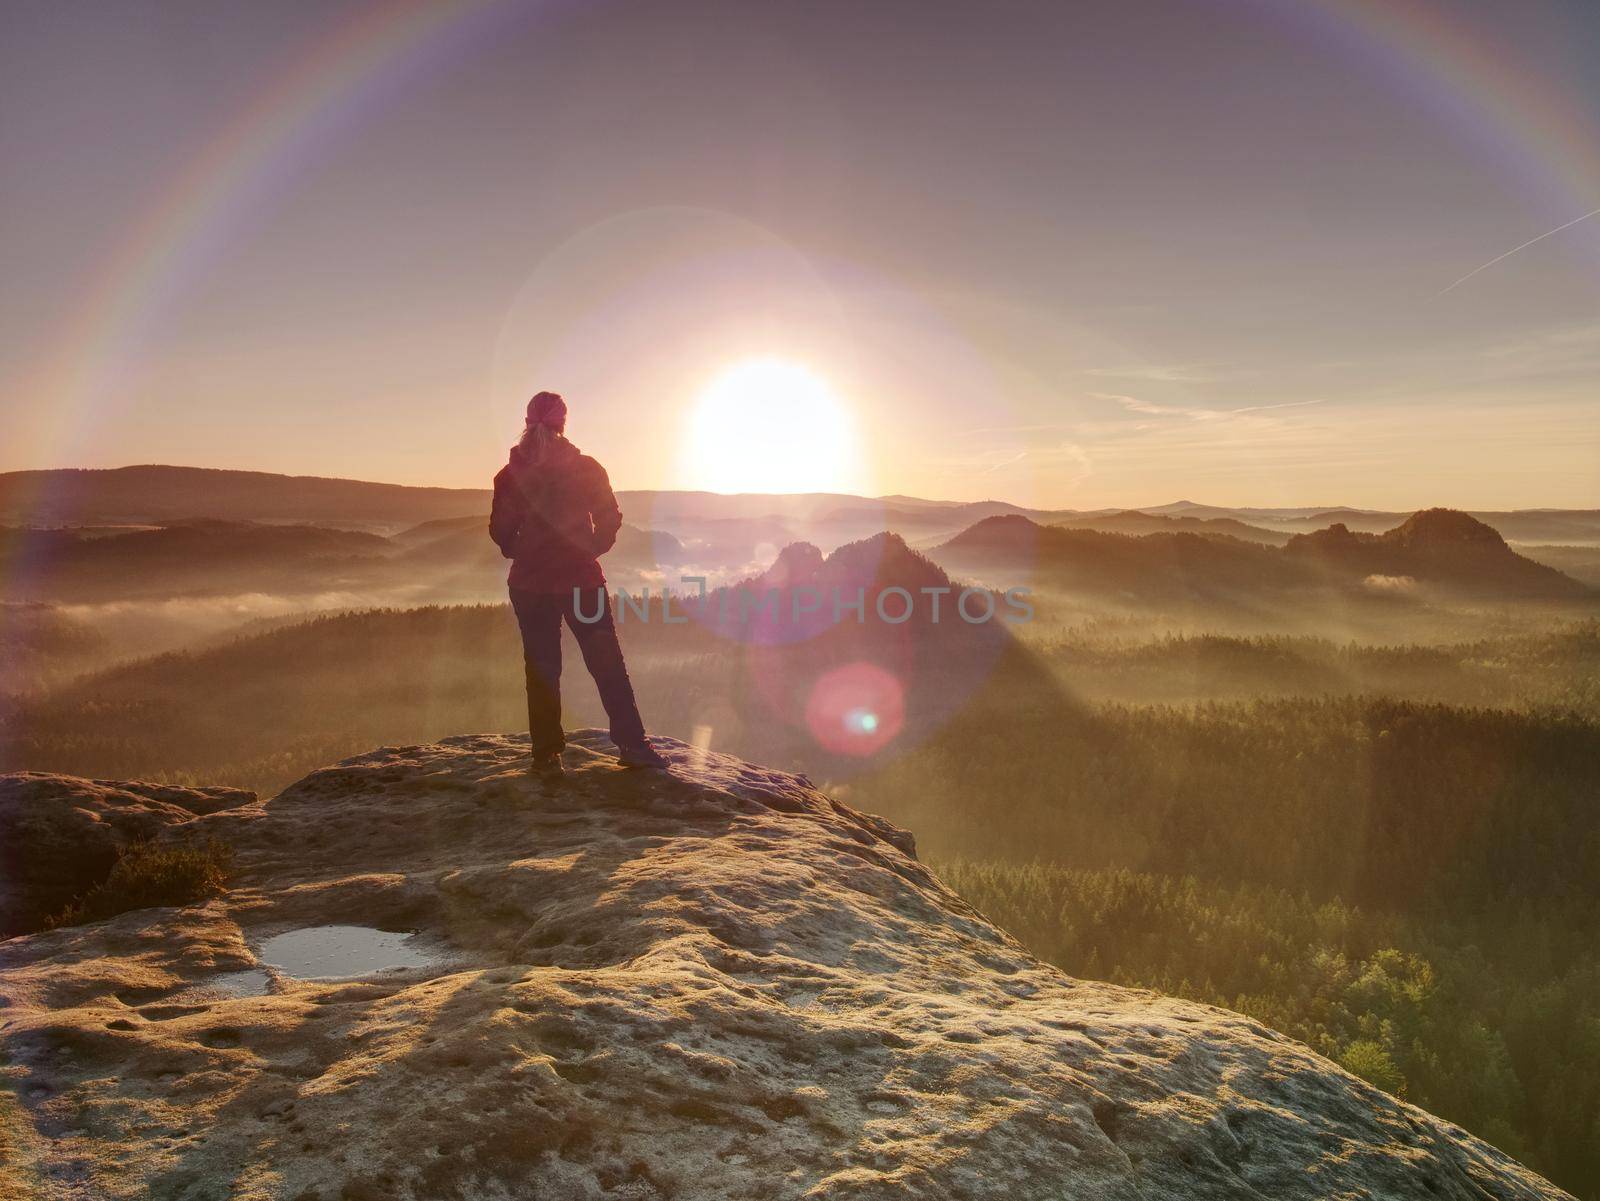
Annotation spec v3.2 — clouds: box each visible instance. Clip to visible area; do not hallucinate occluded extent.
[926,366,1595,510]
[1075,392,1596,508]
[1474,320,1600,378]
[1084,364,1237,384]
[1094,393,1326,423]
[928,438,1095,491]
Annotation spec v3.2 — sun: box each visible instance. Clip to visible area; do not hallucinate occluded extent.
[681,358,864,494]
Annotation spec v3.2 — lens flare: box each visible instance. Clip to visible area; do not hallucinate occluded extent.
[846,708,880,734]
[805,662,904,757]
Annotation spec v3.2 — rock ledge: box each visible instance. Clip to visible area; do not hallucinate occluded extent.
[0,731,1569,1200]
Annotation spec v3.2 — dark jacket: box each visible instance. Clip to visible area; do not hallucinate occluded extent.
[489,437,621,593]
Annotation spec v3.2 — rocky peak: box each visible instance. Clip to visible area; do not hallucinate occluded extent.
[0,734,1568,1199]
[751,540,827,588]
[734,533,954,611]
[1382,508,1508,550]
[945,512,1042,546]
[1283,520,1360,554]
[818,530,951,594]
[1282,511,1586,597]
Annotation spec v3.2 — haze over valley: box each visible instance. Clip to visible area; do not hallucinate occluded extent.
[4,460,1599,1190]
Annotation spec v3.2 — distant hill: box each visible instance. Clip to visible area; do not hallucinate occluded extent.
[1285,509,1591,598]
[934,514,1306,600]
[0,466,1039,544]
[389,514,487,547]
[1237,508,1600,543]
[936,510,1590,602]
[816,500,1048,528]
[390,516,688,573]
[1292,509,1408,533]
[1053,510,1289,545]
[0,520,392,602]
[1519,544,1600,589]
[1132,504,1600,544]
[1134,500,1389,521]
[0,466,490,531]
[5,466,1597,548]
[0,514,693,605]
[1463,510,1600,544]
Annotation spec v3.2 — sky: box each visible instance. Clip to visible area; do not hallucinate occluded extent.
[2,0,1598,509]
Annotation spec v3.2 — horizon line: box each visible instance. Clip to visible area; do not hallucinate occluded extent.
[0,460,1594,516]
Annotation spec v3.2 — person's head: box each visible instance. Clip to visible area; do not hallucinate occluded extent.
[525,391,567,434]
[517,391,568,463]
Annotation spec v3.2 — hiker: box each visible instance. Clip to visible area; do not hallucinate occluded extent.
[489,391,668,779]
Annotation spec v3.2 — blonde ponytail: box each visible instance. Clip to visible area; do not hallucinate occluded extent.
[518,420,558,464]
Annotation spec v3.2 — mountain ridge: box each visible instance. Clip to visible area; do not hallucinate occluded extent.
[936,510,1591,601]
[4,465,1596,542]
[1284,509,1589,597]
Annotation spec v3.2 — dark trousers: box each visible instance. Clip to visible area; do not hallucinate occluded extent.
[510,587,647,757]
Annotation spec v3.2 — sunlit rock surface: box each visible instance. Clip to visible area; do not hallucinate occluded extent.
[0,773,255,938]
[0,732,1570,1200]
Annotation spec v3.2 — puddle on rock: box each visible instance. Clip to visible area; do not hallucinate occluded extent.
[164,969,274,1004]
[254,926,444,981]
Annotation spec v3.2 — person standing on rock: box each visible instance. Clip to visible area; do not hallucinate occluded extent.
[490,391,668,779]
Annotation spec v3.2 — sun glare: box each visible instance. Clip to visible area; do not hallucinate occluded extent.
[682,358,862,494]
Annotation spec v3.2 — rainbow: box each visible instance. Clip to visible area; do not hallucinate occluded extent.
[16,0,1600,494]
[21,0,528,482]
[1290,0,1600,216]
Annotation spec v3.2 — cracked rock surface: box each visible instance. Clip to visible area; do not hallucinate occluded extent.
[0,731,1569,1200]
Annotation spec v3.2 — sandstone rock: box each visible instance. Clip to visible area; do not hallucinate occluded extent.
[0,733,1569,1200]
[0,773,254,937]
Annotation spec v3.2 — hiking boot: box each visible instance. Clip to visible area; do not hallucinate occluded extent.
[616,741,669,770]
[528,752,564,782]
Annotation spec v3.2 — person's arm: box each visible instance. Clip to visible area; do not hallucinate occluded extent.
[587,460,622,556]
[488,468,521,558]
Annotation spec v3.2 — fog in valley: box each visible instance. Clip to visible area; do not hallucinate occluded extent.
[4,467,1600,1191]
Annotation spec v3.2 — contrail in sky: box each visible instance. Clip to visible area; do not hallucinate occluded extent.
[980,451,1029,474]
[1437,206,1600,296]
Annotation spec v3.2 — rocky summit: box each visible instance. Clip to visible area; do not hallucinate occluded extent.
[0,733,1570,1200]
